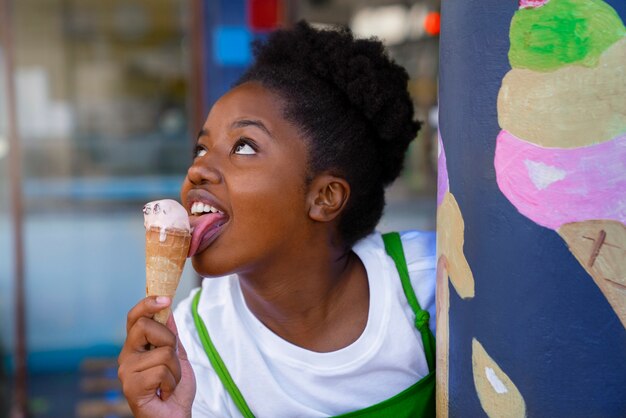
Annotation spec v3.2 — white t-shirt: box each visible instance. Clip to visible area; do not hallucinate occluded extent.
[174,230,436,417]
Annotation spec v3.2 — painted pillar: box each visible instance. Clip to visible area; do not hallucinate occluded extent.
[436,0,626,417]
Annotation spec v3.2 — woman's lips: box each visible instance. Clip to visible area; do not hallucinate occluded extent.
[188,212,229,257]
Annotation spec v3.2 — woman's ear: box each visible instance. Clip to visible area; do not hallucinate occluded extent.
[307,174,350,223]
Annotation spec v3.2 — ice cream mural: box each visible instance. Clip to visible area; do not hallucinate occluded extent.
[495,0,626,328]
[438,0,626,415]
[435,133,476,418]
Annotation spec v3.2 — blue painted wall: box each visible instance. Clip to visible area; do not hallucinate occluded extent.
[202,0,269,109]
[439,0,626,416]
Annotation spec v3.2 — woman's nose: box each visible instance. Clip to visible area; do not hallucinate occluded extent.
[187,156,222,185]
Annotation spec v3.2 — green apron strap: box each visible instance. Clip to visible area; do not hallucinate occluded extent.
[381,232,436,373]
[191,290,256,418]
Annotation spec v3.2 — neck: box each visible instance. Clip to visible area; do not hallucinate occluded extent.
[237,238,369,352]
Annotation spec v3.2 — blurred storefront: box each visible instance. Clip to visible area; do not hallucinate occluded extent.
[0,0,439,415]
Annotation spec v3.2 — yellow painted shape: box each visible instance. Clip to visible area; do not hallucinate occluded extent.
[558,220,626,329]
[437,192,475,298]
[498,38,626,148]
[435,256,450,418]
[436,191,475,417]
[472,338,527,418]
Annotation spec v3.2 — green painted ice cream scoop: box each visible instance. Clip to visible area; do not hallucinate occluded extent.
[509,0,625,71]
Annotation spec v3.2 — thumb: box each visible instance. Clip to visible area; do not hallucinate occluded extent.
[166,312,189,361]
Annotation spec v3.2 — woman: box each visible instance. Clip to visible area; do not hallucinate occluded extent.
[118,21,436,417]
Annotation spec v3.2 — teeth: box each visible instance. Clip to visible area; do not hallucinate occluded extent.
[191,202,223,215]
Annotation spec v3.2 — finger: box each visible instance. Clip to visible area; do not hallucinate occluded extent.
[127,317,177,351]
[127,346,182,384]
[121,364,177,406]
[158,368,178,401]
[166,314,190,362]
[118,308,176,371]
[166,313,179,336]
[126,296,171,334]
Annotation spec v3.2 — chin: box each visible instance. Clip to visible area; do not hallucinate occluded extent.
[191,254,231,278]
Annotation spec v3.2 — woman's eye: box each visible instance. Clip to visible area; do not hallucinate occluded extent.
[194,146,207,158]
[233,140,256,155]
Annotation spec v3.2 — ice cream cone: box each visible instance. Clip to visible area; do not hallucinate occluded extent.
[145,226,191,324]
[558,220,626,329]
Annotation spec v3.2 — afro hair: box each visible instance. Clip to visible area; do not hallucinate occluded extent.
[237,21,420,247]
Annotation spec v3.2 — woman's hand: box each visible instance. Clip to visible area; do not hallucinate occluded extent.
[118,297,196,418]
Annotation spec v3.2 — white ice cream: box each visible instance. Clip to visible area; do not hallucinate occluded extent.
[143,199,191,242]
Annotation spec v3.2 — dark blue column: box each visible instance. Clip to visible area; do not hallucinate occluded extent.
[436,0,626,416]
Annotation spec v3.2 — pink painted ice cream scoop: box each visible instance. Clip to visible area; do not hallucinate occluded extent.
[494,130,626,231]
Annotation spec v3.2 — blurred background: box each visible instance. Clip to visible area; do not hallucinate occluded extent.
[0,0,439,416]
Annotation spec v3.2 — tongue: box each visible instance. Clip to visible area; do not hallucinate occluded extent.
[188,212,227,257]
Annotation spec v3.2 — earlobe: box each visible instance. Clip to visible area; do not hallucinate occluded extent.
[308,175,350,222]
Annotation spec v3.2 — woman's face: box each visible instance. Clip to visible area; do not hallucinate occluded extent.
[181,82,312,277]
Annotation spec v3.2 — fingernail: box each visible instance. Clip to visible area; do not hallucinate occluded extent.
[155,296,170,305]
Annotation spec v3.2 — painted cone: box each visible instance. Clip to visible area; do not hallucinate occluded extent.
[558,220,626,329]
[145,226,191,324]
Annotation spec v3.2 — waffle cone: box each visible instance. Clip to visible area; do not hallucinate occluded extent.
[558,220,626,329]
[145,226,191,324]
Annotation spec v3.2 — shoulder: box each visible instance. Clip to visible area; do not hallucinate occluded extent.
[398,230,436,262]
[356,230,435,254]
[356,230,436,272]
[358,230,437,333]
[173,275,240,355]
[173,278,243,417]
[399,230,437,333]
[173,276,236,329]
[397,231,437,295]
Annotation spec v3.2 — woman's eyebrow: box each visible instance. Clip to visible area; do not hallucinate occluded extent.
[197,128,208,140]
[231,119,274,139]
